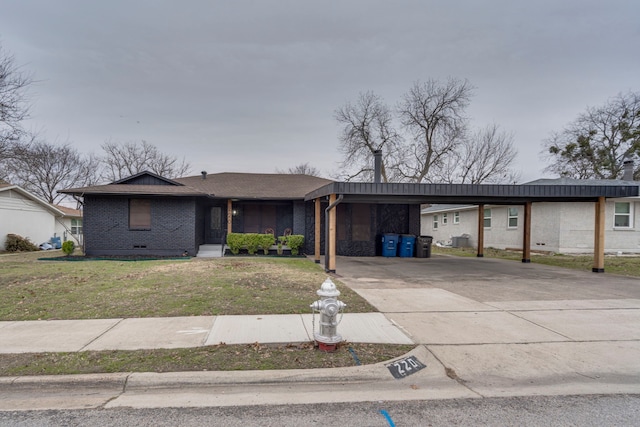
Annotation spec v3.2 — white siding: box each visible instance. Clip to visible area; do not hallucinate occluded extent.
[0,190,57,248]
[420,208,477,246]
[421,200,640,254]
[530,203,561,252]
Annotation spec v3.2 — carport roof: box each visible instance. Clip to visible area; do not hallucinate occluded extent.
[304,182,640,204]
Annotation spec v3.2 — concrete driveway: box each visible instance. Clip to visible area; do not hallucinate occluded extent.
[332,254,640,396]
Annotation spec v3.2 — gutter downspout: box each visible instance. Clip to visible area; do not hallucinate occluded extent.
[324,194,344,273]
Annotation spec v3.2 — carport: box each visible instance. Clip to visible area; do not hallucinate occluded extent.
[304,181,639,274]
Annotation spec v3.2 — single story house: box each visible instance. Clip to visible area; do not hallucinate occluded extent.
[60,171,421,262]
[421,178,640,254]
[0,180,83,249]
[61,167,639,273]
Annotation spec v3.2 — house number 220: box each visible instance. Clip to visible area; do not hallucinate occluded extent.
[386,356,426,379]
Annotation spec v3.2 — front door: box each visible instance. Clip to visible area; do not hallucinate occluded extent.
[207,206,225,244]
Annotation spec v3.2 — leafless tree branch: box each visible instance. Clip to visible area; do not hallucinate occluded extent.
[100,139,192,182]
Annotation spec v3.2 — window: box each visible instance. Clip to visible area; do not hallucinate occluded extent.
[508,207,518,228]
[453,212,460,224]
[433,215,439,229]
[129,199,151,229]
[483,208,492,228]
[71,218,83,235]
[442,213,448,225]
[614,202,633,228]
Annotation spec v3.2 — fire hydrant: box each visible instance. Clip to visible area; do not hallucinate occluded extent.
[310,277,346,352]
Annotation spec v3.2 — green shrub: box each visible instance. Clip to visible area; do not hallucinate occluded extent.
[286,235,305,256]
[226,233,243,255]
[259,234,275,255]
[62,240,75,256]
[227,233,283,255]
[244,233,261,255]
[5,234,39,252]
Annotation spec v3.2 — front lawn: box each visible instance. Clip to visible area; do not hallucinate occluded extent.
[0,253,375,321]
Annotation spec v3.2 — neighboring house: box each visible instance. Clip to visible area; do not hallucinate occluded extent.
[61,171,420,258]
[421,178,640,254]
[55,205,84,246]
[0,181,82,249]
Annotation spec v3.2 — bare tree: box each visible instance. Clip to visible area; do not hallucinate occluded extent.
[0,43,32,176]
[6,136,100,204]
[429,125,519,184]
[543,91,640,179]
[334,91,402,182]
[458,124,518,184]
[397,78,473,183]
[276,162,322,177]
[100,140,191,181]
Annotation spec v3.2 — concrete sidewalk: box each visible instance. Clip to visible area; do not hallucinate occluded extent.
[0,313,412,354]
[2,255,640,411]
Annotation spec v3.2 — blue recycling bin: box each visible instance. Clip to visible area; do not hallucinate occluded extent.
[381,233,399,257]
[50,236,62,249]
[398,235,416,257]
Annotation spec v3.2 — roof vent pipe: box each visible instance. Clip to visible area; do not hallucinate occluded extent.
[373,149,382,184]
[201,171,207,180]
[623,160,634,181]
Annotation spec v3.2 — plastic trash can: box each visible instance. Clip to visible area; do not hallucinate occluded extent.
[381,233,399,257]
[416,236,433,258]
[398,235,416,257]
[50,236,62,249]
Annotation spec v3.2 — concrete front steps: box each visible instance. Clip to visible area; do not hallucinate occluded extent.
[196,244,224,258]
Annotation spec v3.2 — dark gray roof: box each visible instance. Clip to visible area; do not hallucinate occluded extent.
[304,182,639,204]
[421,204,475,213]
[61,172,334,200]
[60,184,206,197]
[175,173,333,200]
[525,178,639,186]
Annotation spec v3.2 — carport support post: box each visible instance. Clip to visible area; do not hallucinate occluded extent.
[593,196,605,273]
[324,193,338,273]
[477,204,484,257]
[314,198,321,263]
[522,202,532,263]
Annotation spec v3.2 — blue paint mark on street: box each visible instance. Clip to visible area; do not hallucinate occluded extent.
[380,409,396,427]
[348,346,361,365]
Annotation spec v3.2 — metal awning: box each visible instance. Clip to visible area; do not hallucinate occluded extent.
[304,182,639,204]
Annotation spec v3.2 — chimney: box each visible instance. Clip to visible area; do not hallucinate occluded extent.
[623,160,634,181]
[373,150,382,183]
[201,171,207,180]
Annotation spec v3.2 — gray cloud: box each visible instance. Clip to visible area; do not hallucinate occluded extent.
[2,0,638,180]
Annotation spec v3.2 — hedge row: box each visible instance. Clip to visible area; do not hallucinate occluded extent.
[226,233,305,255]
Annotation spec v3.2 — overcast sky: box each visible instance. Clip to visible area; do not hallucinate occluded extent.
[1,0,638,182]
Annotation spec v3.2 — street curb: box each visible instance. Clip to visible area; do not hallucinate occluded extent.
[0,372,129,391]
[0,346,428,392]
